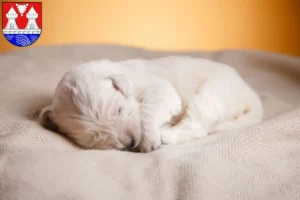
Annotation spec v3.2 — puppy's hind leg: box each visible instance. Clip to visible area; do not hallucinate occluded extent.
[160,114,209,145]
[160,89,212,145]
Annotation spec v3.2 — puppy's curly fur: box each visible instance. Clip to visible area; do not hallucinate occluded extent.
[39,56,263,152]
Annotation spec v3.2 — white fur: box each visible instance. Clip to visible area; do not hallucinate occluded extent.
[39,56,263,152]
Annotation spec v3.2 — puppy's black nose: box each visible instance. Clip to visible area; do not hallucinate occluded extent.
[128,140,135,149]
[123,140,135,151]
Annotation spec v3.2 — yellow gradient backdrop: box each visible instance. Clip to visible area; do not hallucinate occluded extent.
[1,0,300,56]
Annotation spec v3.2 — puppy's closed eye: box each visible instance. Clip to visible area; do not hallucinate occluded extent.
[118,107,122,115]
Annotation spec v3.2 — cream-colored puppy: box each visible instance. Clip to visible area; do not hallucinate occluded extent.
[39,56,263,152]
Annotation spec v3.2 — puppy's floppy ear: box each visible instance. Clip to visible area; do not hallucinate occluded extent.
[109,74,134,98]
[39,105,58,131]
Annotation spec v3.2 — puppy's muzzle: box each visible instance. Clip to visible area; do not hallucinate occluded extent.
[122,139,135,151]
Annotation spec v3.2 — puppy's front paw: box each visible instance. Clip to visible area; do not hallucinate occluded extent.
[137,134,162,153]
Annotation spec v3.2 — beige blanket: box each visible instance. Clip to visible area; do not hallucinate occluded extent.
[0,45,300,200]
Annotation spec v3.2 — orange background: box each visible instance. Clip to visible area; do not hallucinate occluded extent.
[1,0,300,56]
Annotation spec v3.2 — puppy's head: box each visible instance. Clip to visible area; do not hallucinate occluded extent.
[39,68,142,151]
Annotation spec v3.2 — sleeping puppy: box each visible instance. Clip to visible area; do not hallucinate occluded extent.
[39,56,263,153]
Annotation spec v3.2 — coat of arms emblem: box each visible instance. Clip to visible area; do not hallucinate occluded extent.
[2,2,42,47]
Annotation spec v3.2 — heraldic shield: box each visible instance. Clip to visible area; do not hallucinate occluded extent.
[2,2,42,47]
